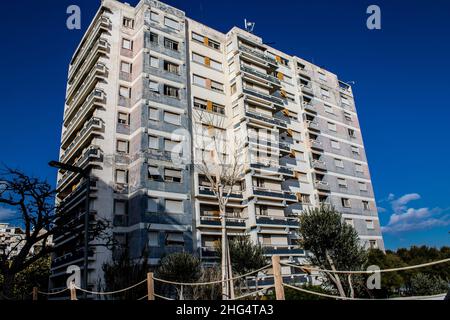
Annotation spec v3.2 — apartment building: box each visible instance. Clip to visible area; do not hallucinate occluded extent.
[51,0,384,292]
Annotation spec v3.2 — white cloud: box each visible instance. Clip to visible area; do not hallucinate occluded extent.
[0,207,17,221]
[380,193,450,234]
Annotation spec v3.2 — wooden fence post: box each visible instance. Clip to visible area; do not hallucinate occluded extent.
[147,272,155,300]
[272,255,285,300]
[32,287,38,301]
[70,283,77,300]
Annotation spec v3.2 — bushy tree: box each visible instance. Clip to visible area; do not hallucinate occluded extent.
[409,273,448,296]
[299,205,367,298]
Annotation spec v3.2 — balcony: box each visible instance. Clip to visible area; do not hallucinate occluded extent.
[303,102,316,113]
[253,187,297,201]
[306,120,320,131]
[309,139,324,151]
[243,88,284,107]
[57,146,103,190]
[68,15,111,81]
[66,62,108,115]
[240,65,281,86]
[314,180,331,191]
[62,89,105,146]
[256,215,299,227]
[60,117,105,163]
[250,163,294,177]
[278,142,291,153]
[245,110,287,128]
[52,248,95,269]
[238,45,278,67]
[201,247,219,259]
[311,159,327,171]
[198,186,243,200]
[199,216,247,228]
[262,245,305,256]
[300,83,314,95]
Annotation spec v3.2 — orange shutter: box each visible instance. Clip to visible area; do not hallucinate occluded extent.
[290,150,296,158]
[207,100,213,111]
[203,37,209,46]
[277,72,284,80]
[205,78,212,89]
[204,56,211,66]
[280,89,287,98]
[282,108,289,116]
[296,192,302,201]
[287,128,293,137]
[275,56,282,63]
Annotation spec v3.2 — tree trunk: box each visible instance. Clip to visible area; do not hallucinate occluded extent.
[348,274,355,298]
[325,251,346,297]
[220,201,229,300]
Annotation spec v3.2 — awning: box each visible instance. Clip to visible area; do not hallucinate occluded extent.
[166,232,184,243]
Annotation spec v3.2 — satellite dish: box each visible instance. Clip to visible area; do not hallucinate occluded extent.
[244,19,255,33]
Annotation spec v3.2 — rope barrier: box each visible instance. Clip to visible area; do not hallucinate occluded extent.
[283,283,448,301]
[73,278,147,296]
[233,286,273,300]
[153,293,174,300]
[152,264,272,286]
[38,288,69,296]
[281,258,450,275]
[137,294,148,301]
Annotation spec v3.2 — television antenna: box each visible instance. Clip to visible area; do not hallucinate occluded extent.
[244,19,255,33]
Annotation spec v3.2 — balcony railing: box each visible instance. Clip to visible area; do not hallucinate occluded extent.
[199,216,247,228]
[68,15,111,80]
[314,181,330,191]
[198,186,243,199]
[306,120,320,131]
[311,159,327,170]
[300,83,314,94]
[303,102,316,113]
[262,245,305,256]
[66,62,107,109]
[250,163,294,176]
[238,45,278,65]
[240,65,281,85]
[60,117,104,163]
[62,89,105,144]
[245,110,287,128]
[57,146,102,189]
[243,88,284,106]
[309,139,323,150]
[256,215,299,227]
[253,187,297,201]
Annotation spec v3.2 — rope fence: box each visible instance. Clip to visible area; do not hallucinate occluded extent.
[28,256,449,301]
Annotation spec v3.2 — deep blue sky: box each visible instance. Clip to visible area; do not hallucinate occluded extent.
[0,0,449,250]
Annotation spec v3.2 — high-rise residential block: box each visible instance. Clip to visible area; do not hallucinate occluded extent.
[51,0,384,292]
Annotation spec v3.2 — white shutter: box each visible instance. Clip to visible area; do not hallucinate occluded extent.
[165,200,183,213]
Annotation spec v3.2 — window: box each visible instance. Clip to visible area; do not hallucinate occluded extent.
[331,140,340,149]
[119,86,131,98]
[164,111,181,125]
[369,240,378,249]
[192,32,204,43]
[301,194,311,204]
[164,38,179,51]
[164,168,182,183]
[164,17,179,30]
[328,122,337,132]
[338,178,347,188]
[363,201,370,210]
[193,98,225,115]
[123,17,134,29]
[321,88,330,98]
[148,232,159,246]
[164,139,180,153]
[115,169,128,184]
[297,172,308,182]
[147,197,159,212]
[341,95,350,105]
[165,232,184,246]
[210,59,222,70]
[344,112,352,122]
[114,200,127,216]
[318,71,327,81]
[149,107,159,120]
[359,182,368,191]
[163,85,179,98]
[345,218,354,227]
[335,158,344,168]
[348,128,356,138]
[148,135,159,149]
[208,39,220,50]
[192,52,204,64]
[324,104,334,114]
[355,163,364,173]
[231,83,237,95]
[118,112,129,125]
[351,145,360,155]
[148,166,160,180]
[341,198,351,208]
[150,56,159,68]
[210,80,224,93]
[149,81,159,93]
[164,61,179,74]
[193,74,206,87]
[150,32,158,43]
[150,11,159,22]
[122,38,133,50]
[165,199,183,213]
[116,140,129,153]
[120,61,132,74]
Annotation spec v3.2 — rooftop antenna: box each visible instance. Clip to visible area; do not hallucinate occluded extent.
[244,19,255,33]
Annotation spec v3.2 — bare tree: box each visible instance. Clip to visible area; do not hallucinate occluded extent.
[192,110,246,300]
[0,167,109,299]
